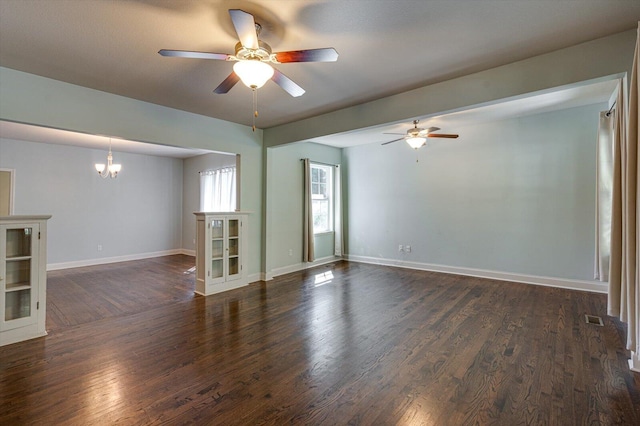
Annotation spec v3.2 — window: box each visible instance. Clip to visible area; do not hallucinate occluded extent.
[200,166,236,212]
[311,163,333,233]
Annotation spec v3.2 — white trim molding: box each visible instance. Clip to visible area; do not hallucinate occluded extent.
[264,256,343,281]
[47,249,187,271]
[180,249,196,257]
[248,273,263,283]
[345,255,608,294]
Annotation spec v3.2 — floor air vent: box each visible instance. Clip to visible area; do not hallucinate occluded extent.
[585,314,604,326]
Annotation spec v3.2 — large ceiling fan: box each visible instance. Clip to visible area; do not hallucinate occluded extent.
[382,120,459,149]
[159,9,338,98]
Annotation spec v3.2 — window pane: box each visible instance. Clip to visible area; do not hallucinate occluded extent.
[310,163,333,234]
[313,199,329,232]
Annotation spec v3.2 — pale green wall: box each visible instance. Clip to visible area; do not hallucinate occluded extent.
[264,29,635,147]
[265,142,342,274]
[0,27,636,281]
[344,103,605,281]
[0,67,264,275]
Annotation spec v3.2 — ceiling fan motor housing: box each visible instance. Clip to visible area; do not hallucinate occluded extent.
[234,41,272,62]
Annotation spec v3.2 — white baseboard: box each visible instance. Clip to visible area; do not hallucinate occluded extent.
[180,249,196,257]
[248,273,263,284]
[629,351,640,373]
[265,256,342,281]
[345,255,608,294]
[47,249,189,271]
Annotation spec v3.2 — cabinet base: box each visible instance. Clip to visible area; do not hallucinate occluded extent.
[195,279,249,296]
[0,327,47,347]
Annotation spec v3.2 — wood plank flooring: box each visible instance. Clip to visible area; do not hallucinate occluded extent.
[1,255,639,424]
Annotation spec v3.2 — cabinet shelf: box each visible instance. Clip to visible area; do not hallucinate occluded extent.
[6,282,31,292]
[6,255,32,262]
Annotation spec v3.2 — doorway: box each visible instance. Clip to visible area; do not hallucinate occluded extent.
[0,169,14,215]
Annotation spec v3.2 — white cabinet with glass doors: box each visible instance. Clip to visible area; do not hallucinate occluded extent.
[194,212,248,296]
[0,215,51,346]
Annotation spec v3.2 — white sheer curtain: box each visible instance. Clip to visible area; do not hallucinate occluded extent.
[303,159,315,262]
[334,165,344,257]
[608,24,639,370]
[200,167,236,212]
[595,110,614,281]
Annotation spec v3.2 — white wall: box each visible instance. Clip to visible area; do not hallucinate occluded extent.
[266,142,342,275]
[0,138,183,266]
[344,103,605,285]
[182,152,237,252]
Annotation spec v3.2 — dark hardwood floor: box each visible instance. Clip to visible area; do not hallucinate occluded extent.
[1,255,639,424]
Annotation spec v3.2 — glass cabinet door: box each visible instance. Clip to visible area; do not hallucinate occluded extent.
[203,216,243,287]
[227,219,240,279]
[209,219,224,281]
[1,225,38,329]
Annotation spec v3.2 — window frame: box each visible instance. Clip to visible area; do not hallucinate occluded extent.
[310,163,334,234]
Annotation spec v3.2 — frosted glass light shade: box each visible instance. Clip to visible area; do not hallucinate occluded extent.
[95,163,105,172]
[110,164,122,173]
[406,137,426,149]
[233,60,274,89]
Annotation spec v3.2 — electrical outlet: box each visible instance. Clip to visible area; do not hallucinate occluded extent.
[288,249,293,256]
[398,245,404,252]
[97,244,103,251]
[405,245,411,253]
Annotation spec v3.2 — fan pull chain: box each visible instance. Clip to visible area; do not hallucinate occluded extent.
[252,88,258,132]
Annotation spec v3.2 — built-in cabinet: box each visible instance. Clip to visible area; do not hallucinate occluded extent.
[194,212,248,296]
[0,215,51,346]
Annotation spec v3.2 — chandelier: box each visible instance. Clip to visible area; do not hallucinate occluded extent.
[94,138,121,179]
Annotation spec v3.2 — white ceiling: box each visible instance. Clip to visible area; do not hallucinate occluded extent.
[312,78,619,148]
[1,0,638,132]
[0,120,213,158]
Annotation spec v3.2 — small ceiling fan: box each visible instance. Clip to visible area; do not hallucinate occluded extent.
[381,120,459,149]
[158,9,339,97]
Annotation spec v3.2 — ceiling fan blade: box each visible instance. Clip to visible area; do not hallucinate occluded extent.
[213,72,240,94]
[271,69,305,97]
[381,137,405,146]
[229,9,259,50]
[427,133,459,139]
[383,132,406,135]
[274,48,339,63]
[417,126,441,136]
[158,49,230,60]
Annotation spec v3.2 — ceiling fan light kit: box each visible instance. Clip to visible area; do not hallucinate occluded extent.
[233,60,274,89]
[159,9,338,129]
[406,137,427,149]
